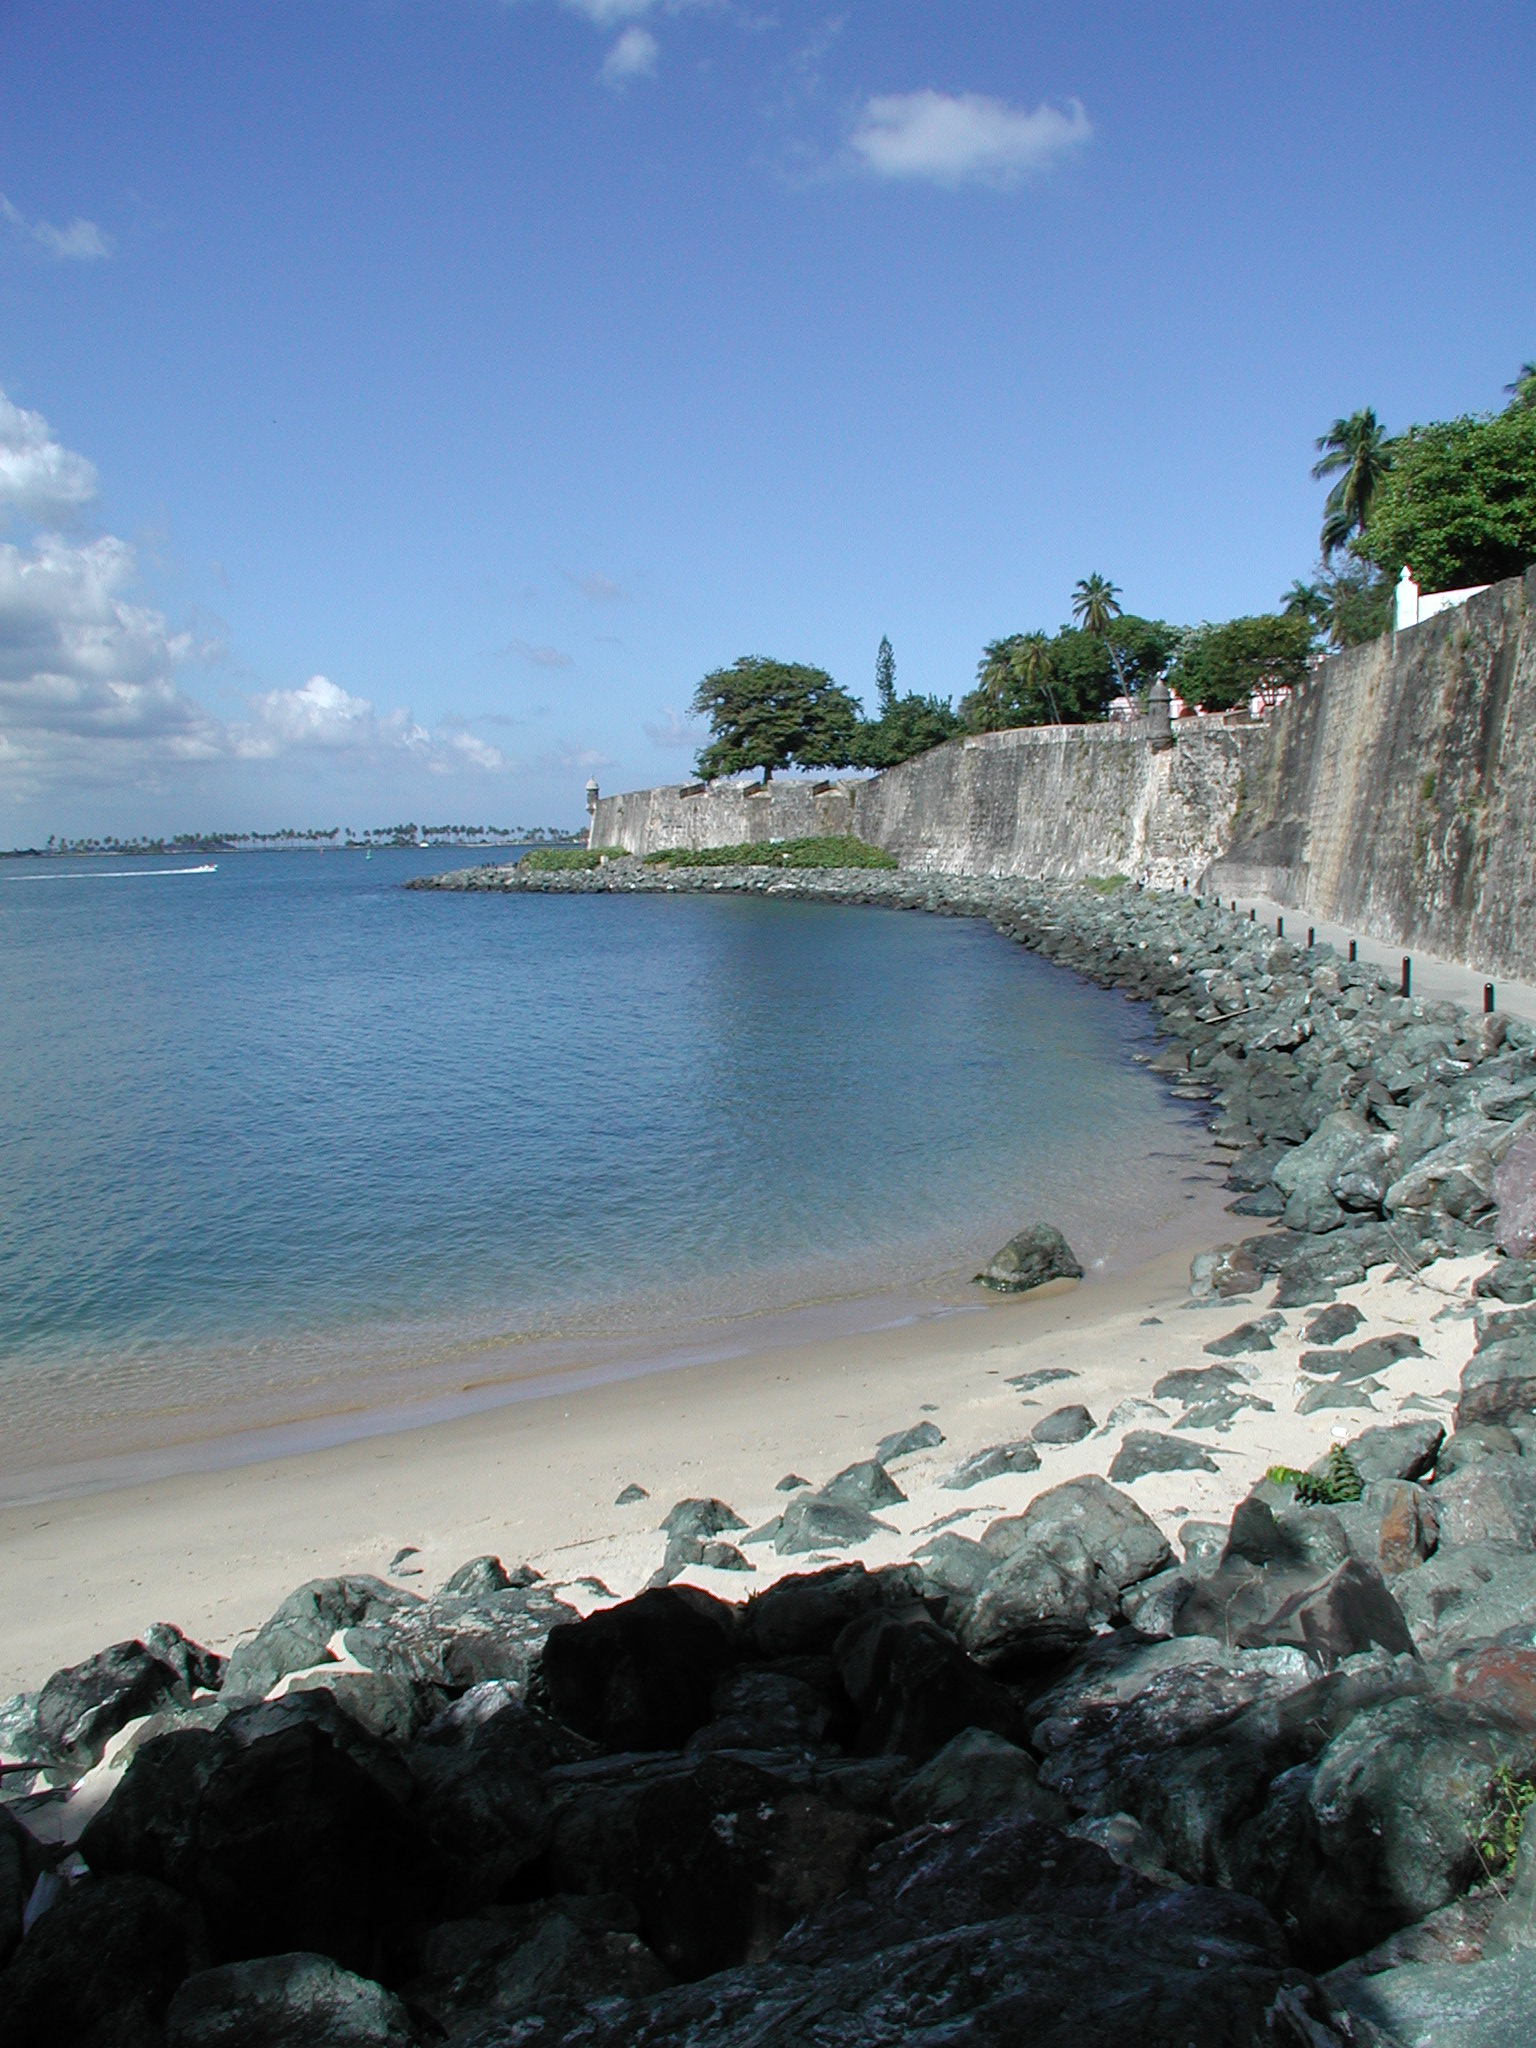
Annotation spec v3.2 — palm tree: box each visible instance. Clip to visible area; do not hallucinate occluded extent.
[1507,362,1536,411]
[1312,410,1391,556]
[1071,574,1123,637]
[1013,631,1062,723]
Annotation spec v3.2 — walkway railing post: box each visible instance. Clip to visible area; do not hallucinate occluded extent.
[1401,957,1412,998]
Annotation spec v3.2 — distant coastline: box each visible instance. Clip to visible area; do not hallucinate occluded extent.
[1,824,585,859]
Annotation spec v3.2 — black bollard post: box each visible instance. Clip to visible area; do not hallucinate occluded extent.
[1486,983,1496,1014]
[1308,927,1315,948]
[1277,916,1284,937]
[1349,940,1357,963]
[1250,907,1256,921]
[1401,956,1411,997]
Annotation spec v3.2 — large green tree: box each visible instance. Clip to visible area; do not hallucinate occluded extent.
[1171,613,1312,712]
[1313,409,1393,556]
[691,658,863,783]
[1359,406,1536,590]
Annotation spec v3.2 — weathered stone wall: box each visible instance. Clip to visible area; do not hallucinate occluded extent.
[590,721,1256,889]
[1208,568,1536,979]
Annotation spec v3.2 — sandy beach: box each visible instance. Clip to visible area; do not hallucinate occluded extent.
[0,1195,1480,1697]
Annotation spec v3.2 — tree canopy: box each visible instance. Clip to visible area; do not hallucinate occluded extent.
[1170,613,1312,712]
[959,615,1178,732]
[691,658,863,783]
[1358,405,1536,591]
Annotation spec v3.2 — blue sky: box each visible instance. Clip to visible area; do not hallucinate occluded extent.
[1,1,1533,840]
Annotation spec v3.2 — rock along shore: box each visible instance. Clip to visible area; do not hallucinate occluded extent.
[7,861,1536,2044]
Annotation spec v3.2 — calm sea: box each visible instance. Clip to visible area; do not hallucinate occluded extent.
[0,850,1218,1496]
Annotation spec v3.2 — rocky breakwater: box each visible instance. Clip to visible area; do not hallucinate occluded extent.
[7,875,1536,2040]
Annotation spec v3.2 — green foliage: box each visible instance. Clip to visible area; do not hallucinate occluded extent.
[1083,874,1128,894]
[644,836,896,870]
[961,618,1177,732]
[1266,1445,1364,1505]
[1477,1766,1536,1881]
[1360,407,1536,590]
[1313,409,1393,556]
[857,692,961,767]
[521,846,607,871]
[1172,612,1312,711]
[692,658,864,785]
[1507,362,1536,412]
[874,636,896,715]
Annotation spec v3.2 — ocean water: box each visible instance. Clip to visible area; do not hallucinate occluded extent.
[0,850,1217,1493]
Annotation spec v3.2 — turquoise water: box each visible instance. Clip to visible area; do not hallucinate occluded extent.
[0,850,1214,1489]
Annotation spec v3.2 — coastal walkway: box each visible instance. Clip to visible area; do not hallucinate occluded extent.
[1214,888,1536,1026]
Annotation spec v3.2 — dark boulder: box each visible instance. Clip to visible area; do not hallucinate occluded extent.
[1475,1257,1536,1304]
[77,1691,441,1979]
[544,1750,891,1982]
[975,1222,1083,1292]
[685,1668,841,1755]
[1438,1421,1525,1475]
[1301,1331,1423,1382]
[1031,1404,1096,1445]
[404,1897,670,2038]
[1394,1540,1536,1650]
[1203,1314,1284,1357]
[616,1483,650,1505]
[1331,1950,1536,2048]
[0,1873,206,2048]
[831,1604,1019,1760]
[541,1586,738,1751]
[165,1952,413,2046]
[874,1422,943,1463]
[406,1686,581,1897]
[892,1727,1052,1828]
[739,1564,930,1662]
[660,1498,746,1541]
[0,1809,33,1970]
[221,1577,419,1701]
[1433,1460,1536,1548]
[35,1638,192,1769]
[1303,1302,1365,1347]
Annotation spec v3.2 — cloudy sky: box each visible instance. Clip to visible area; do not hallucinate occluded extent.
[1,3,1532,840]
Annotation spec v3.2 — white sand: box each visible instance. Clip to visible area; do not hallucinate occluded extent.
[0,1226,1484,1699]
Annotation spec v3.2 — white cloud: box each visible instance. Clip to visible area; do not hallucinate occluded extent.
[1,193,112,261]
[0,391,99,522]
[562,0,665,23]
[602,24,658,84]
[642,706,698,748]
[505,636,575,669]
[569,569,628,603]
[849,91,1091,188]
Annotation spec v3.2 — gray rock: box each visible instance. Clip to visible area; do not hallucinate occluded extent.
[774,1473,809,1492]
[1303,1302,1366,1346]
[1275,1225,1396,1307]
[817,1460,905,1511]
[1297,1378,1380,1414]
[0,1871,207,2047]
[660,1497,746,1541]
[943,1442,1041,1490]
[1301,1331,1423,1382]
[1108,1431,1220,1482]
[915,1532,995,1613]
[1487,1797,1536,1954]
[615,1483,649,1505]
[1153,1363,1244,1405]
[1342,1419,1444,1485]
[1433,1460,1536,1548]
[1475,1257,1536,1304]
[1272,1110,1398,1232]
[166,1953,414,2046]
[1458,1306,1536,1429]
[774,1495,894,1555]
[222,1576,419,1700]
[1180,1521,1230,1575]
[1030,1404,1095,1445]
[1334,1952,1536,2048]
[1438,1422,1524,1475]
[875,1423,944,1464]
[1393,1540,1536,1650]
[0,1808,33,1969]
[699,1542,752,1572]
[1006,1367,1077,1392]
[962,1477,1172,1665]
[35,1639,192,1770]
[1203,1314,1284,1357]
[975,1222,1083,1293]
[1497,1130,1536,1256]
[687,1667,837,1755]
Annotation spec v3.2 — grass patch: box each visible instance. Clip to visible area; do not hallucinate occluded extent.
[1083,874,1129,894]
[1478,1766,1536,1882]
[643,836,897,871]
[521,846,607,871]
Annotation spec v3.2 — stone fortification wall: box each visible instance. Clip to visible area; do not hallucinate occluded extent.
[591,720,1255,889]
[1208,568,1536,979]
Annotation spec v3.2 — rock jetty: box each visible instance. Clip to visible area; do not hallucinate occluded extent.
[6,865,1536,2042]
